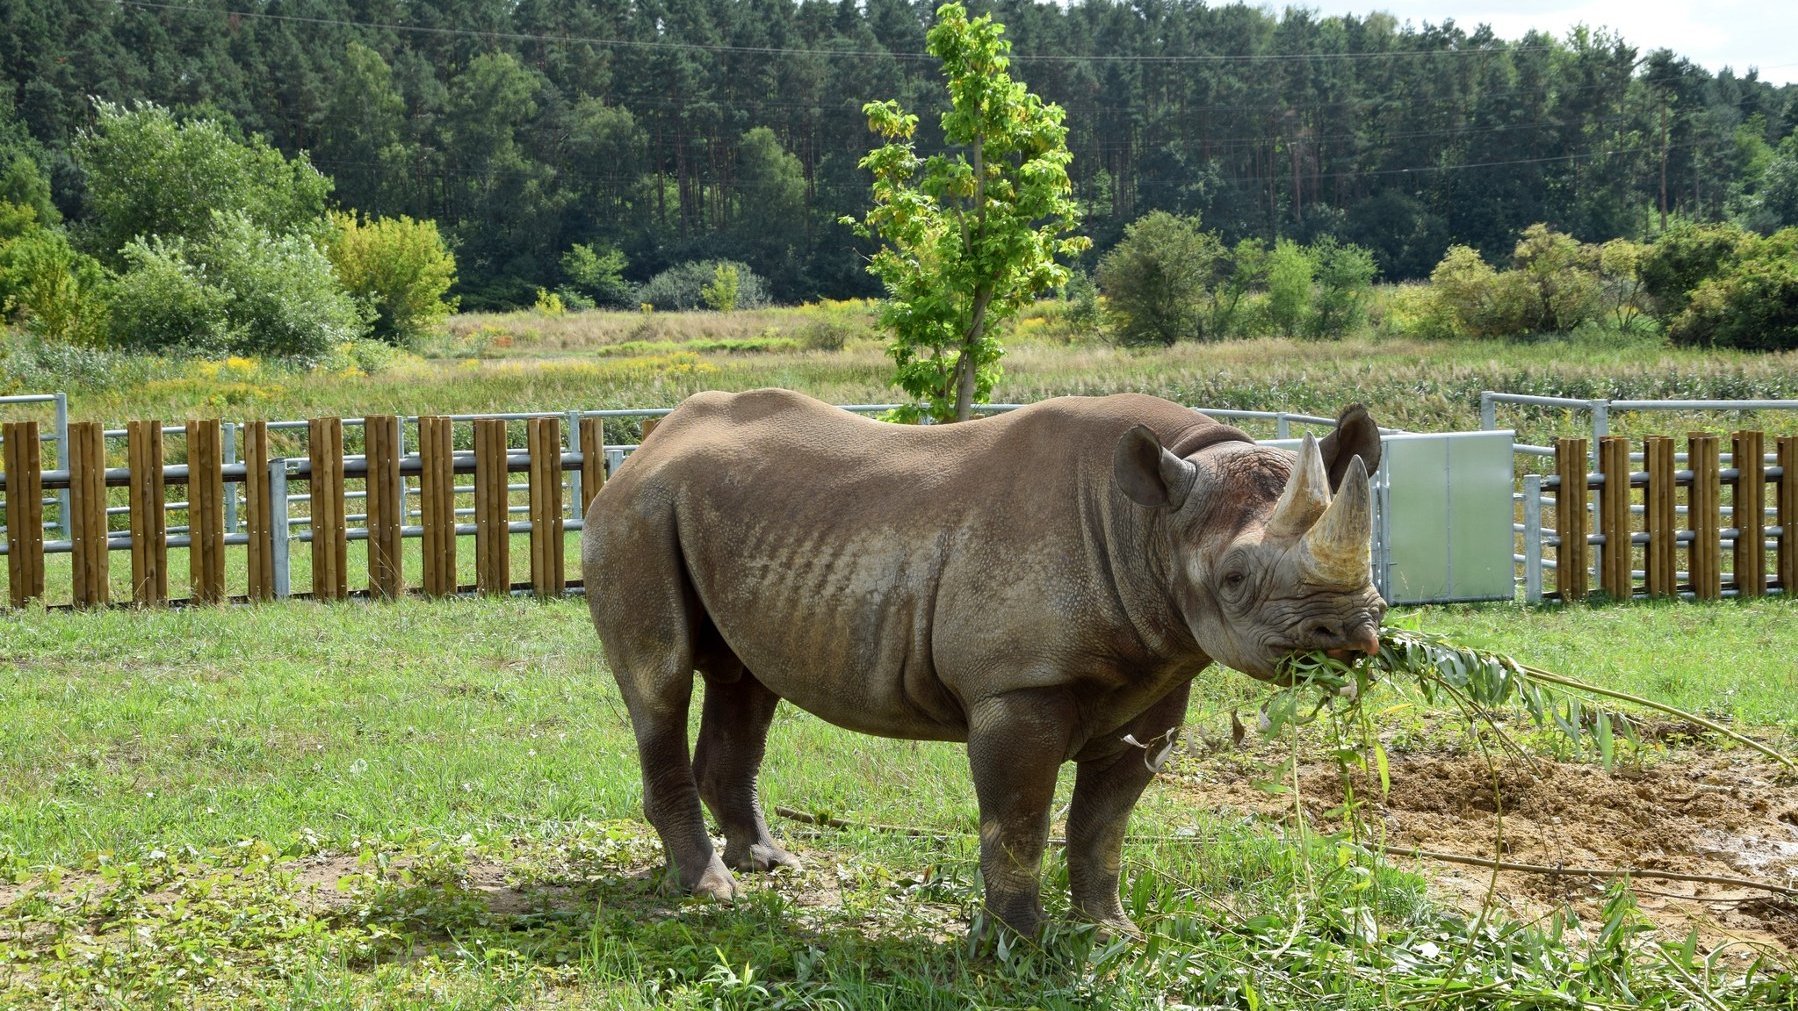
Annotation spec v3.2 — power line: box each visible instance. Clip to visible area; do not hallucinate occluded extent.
[121,0,1562,65]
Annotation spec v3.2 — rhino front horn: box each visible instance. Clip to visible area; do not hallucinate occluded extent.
[1302,455,1373,583]
[1266,433,1331,539]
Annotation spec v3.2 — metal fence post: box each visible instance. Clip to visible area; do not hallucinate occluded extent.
[1590,400,1609,441]
[395,418,409,527]
[1275,415,1291,439]
[566,408,583,519]
[270,458,291,599]
[54,391,70,539]
[223,421,238,533]
[1522,474,1543,603]
[1479,392,1496,431]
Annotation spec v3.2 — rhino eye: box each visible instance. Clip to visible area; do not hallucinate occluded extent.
[1222,571,1247,590]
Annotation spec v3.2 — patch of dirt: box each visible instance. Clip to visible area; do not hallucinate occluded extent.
[1171,749,1798,956]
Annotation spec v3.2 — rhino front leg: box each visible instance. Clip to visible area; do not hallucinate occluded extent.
[1066,681,1192,934]
[966,690,1076,937]
[694,673,801,873]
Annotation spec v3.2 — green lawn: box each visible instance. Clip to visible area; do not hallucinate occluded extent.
[1,595,1793,1008]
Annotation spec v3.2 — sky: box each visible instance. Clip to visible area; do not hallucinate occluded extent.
[1295,1,1798,85]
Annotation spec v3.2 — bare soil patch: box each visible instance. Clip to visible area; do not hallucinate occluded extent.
[1171,749,1798,955]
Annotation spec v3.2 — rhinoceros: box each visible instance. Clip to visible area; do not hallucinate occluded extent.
[581,388,1385,936]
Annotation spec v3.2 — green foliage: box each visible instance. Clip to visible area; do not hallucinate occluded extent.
[73,101,331,261]
[637,260,769,312]
[1596,238,1652,330]
[1423,245,1534,339]
[1263,239,1313,336]
[106,236,237,354]
[325,211,458,347]
[1,224,106,345]
[1511,223,1603,332]
[561,242,631,307]
[1669,229,1798,350]
[1096,211,1220,346]
[1637,221,1756,318]
[845,2,1089,422]
[701,262,742,312]
[108,212,365,361]
[1303,236,1376,338]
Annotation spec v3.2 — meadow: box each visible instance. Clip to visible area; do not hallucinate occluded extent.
[3,306,1798,1007]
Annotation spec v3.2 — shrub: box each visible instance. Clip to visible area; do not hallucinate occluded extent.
[74,101,331,261]
[637,260,769,311]
[560,242,631,307]
[2,227,108,346]
[1510,223,1601,332]
[108,212,364,362]
[107,236,237,354]
[1668,228,1798,351]
[1304,236,1376,339]
[1637,221,1755,318]
[1263,239,1312,336]
[1096,211,1222,345]
[1424,245,1533,339]
[325,212,458,347]
[701,262,741,312]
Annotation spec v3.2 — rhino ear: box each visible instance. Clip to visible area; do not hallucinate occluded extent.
[1319,404,1382,491]
[1114,425,1196,510]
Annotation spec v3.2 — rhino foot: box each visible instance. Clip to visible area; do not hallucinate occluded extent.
[725,840,802,874]
[1084,915,1143,944]
[664,858,741,902]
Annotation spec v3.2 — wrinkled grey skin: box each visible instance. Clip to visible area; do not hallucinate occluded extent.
[581,389,1386,936]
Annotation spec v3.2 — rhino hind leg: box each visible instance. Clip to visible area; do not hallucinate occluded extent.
[1065,681,1193,935]
[693,670,802,873]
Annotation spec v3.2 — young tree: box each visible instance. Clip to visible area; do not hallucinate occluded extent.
[325,211,459,347]
[845,2,1088,422]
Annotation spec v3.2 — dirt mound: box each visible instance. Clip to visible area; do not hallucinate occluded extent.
[1172,749,1798,955]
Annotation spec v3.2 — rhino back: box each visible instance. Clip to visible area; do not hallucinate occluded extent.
[585,389,1233,741]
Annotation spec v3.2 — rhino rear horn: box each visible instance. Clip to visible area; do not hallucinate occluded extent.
[1265,433,1331,538]
[1115,425,1196,510]
[1302,454,1373,583]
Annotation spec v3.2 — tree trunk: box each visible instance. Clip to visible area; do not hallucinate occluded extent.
[956,289,993,422]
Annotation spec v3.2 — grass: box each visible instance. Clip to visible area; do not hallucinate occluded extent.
[2,595,1795,1007]
[6,302,1798,445]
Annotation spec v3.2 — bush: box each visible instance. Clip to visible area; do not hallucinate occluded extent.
[1668,228,1798,351]
[1096,211,1222,345]
[1424,245,1533,339]
[109,212,365,362]
[636,260,769,311]
[1263,239,1313,336]
[560,242,631,307]
[107,236,237,354]
[2,226,108,346]
[325,212,458,347]
[1637,221,1755,318]
[74,101,331,261]
[1304,236,1376,339]
[701,262,741,312]
[1510,223,1601,332]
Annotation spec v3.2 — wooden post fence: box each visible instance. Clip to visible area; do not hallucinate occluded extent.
[1554,437,1588,601]
[365,414,403,599]
[309,417,348,600]
[579,416,605,517]
[1687,433,1722,601]
[1643,436,1677,597]
[474,418,510,595]
[243,421,273,601]
[1597,436,1632,597]
[418,416,457,597]
[4,421,45,605]
[1781,435,1798,595]
[68,421,108,608]
[127,420,167,605]
[186,420,226,603]
[1732,430,1765,598]
[528,417,564,597]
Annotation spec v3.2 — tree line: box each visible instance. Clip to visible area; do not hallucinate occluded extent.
[3,0,1797,308]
